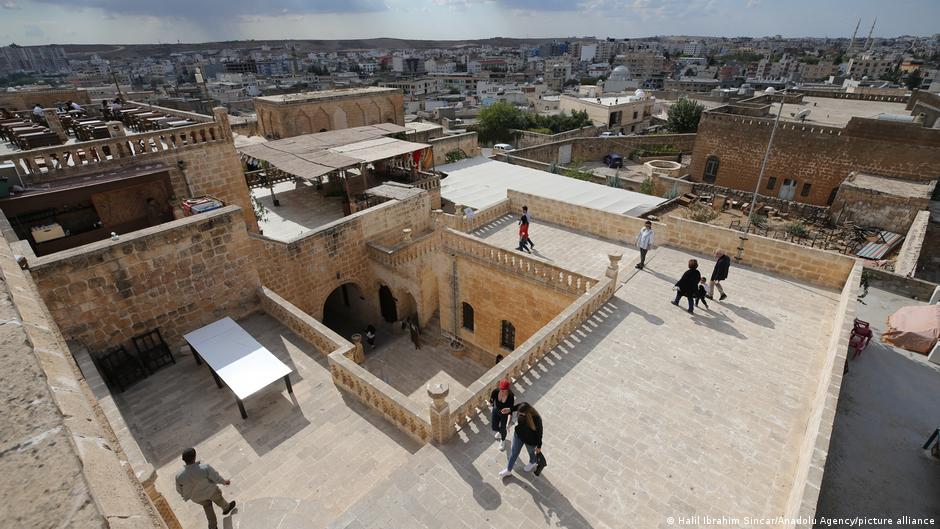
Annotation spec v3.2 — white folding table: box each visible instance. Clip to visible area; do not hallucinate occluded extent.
[184,317,293,419]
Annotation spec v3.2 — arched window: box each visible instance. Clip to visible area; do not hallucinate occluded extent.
[703,155,719,183]
[462,302,474,332]
[500,320,515,350]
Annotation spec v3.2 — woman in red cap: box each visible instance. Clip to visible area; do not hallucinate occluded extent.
[489,379,515,451]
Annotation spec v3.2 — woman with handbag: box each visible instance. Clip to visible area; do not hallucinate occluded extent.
[490,379,515,451]
[498,402,544,478]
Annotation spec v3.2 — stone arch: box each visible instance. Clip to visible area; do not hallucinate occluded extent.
[312,107,331,132]
[354,102,368,127]
[366,100,382,125]
[322,282,371,339]
[292,110,313,136]
[332,106,348,129]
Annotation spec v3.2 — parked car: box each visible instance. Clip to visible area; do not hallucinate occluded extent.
[493,143,514,152]
[603,153,624,168]
[598,131,614,138]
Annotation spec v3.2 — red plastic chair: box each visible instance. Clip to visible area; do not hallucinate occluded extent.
[850,318,873,359]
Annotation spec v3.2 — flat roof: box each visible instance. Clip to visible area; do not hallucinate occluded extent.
[254,87,399,105]
[439,157,664,216]
[844,173,936,199]
[777,96,909,127]
[404,122,442,133]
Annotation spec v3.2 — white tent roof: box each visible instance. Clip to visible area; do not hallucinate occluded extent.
[439,158,664,217]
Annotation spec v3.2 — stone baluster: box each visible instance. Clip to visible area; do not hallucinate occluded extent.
[606,253,622,282]
[427,383,452,444]
[402,228,412,243]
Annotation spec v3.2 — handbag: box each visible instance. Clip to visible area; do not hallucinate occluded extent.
[534,451,547,476]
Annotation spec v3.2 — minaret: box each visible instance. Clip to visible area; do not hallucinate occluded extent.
[864,18,877,51]
[848,18,860,53]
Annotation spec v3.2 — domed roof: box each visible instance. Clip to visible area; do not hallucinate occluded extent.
[634,89,646,98]
[609,65,630,80]
[764,87,776,94]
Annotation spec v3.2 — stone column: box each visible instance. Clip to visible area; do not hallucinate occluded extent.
[606,253,622,281]
[42,109,68,142]
[427,383,452,444]
[349,334,365,364]
[212,107,233,142]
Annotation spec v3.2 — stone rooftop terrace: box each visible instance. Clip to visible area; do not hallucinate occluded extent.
[777,96,909,127]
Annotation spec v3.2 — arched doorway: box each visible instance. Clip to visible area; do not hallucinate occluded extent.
[323,283,371,338]
[378,285,397,323]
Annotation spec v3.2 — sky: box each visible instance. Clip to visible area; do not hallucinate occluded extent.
[0,0,937,46]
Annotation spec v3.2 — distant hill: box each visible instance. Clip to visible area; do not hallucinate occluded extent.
[60,37,568,59]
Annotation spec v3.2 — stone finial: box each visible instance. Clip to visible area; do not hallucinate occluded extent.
[42,108,68,142]
[606,253,623,280]
[402,228,413,242]
[427,383,449,408]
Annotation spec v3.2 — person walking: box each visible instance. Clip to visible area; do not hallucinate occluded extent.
[671,259,702,314]
[490,379,515,451]
[515,206,533,252]
[709,249,731,301]
[365,324,376,350]
[175,447,236,529]
[634,220,655,269]
[498,402,543,478]
[408,317,421,350]
[695,277,710,309]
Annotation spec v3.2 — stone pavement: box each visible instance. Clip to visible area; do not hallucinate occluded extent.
[360,323,488,406]
[815,287,940,522]
[472,215,639,280]
[116,313,423,529]
[328,247,841,529]
[253,180,345,241]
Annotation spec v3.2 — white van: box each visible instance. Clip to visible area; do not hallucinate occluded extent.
[493,143,515,152]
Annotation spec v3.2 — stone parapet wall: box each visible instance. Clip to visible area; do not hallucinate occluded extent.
[367,229,439,268]
[511,126,602,148]
[893,210,931,277]
[508,133,697,166]
[0,215,165,529]
[441,198,512,232]
[429,132,479,166]
[258,286,353,357]
[29,205,261,353]
[864,267,939,301]
[665,215,855,289]
[126,100,215,123]
[0,87,91,110]
[782,262,862,527]
[448,275,618,433]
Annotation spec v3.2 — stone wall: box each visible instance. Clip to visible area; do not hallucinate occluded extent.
[783,262,861,527]
[252,192,433,321]
[688,113,940,206]
[29,206,261,353]
[665,215,856,289]
[0,109,259,233]
[0,87,91,110]
[865,267,939,301]
[429,132,480,166]
[0,216,165,529]
[509,133,697,165]
[512,126,602,148]
[829,177,934,233]
[907,89,940,128]
[895,211,931,278]
[254,89,405,139]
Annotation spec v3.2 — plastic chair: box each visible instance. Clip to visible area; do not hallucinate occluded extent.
[850,319,873,359]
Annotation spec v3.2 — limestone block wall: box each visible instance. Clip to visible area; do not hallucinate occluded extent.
[893,211,931,277]
[0,217,165,529]
[367,231,441,328]
[688,113,940,206]
[252,192,432,320]
[507,134,697,165]
[0,87,91,110]
[255,90,405,139]
[829,180,932,233]
[428,132,480,165]
[29,206,261,352]
[665,215,856,289]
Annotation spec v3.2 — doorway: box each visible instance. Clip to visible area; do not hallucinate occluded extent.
[378,285,398,323]
[778,179,798,201]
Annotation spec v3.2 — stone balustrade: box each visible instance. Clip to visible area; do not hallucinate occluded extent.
[447,273,618,434]
[1,121,226,184]
[257,286,431,444]
[443,228,597,296]
[412,173,441,191]
[366,229,440,268]
[442,198,512,232]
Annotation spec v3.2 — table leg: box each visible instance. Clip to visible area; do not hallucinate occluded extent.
[284,374,293,394]
[923,428,939,450]
[236,398,247,420]
[193,351,203,366]
[211,370,223,389]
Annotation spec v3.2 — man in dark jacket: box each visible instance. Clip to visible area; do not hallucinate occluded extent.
[671,259,701,314]
[709,249,731,301]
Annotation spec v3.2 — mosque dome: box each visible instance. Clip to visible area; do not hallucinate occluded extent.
[634,89,646,99]
[609,65,631,80]
[764,87,776,95]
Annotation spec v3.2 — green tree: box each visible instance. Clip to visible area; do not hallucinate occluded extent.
[905,69,924,90]
[474,101,526,144]
[881,66,902,84]
[666,98,705,133]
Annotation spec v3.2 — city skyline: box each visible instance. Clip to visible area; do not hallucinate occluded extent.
[0,0,938,46]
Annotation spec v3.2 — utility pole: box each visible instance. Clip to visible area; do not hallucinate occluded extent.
[111,69,125,100]
[738,90,786,259]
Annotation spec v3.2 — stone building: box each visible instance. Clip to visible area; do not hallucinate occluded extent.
[253,87,405,140]
[558,92,654,133]
[688,92,940,207]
